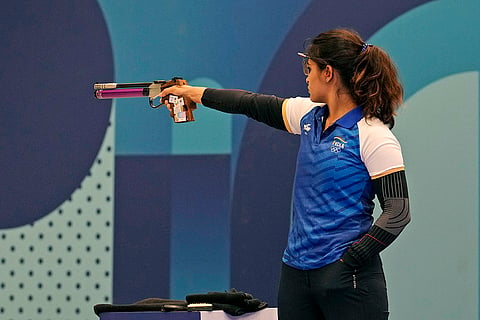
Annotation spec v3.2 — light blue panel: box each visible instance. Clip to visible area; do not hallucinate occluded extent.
[96,0,175,155]
[171,77,230,155]
[96,0,311,155]
[383,72,478,320]
[368,0,480,100]
[367,1,480,319]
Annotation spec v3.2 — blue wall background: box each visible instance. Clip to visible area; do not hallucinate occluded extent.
[0,1,478,319]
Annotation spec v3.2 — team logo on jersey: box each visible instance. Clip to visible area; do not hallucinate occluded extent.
[330,136,347,153]
[303,123,311,135]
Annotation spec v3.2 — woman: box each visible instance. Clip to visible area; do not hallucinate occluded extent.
[161,28,410,320]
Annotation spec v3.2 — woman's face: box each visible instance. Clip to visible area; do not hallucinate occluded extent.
[305,59,328,103]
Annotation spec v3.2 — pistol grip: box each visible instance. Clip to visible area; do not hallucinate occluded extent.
[163,94,197,123]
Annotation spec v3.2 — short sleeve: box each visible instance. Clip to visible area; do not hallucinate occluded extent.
[282,97,321,134]
[358,118,405,178]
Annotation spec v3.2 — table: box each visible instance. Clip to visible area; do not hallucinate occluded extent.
[98,308,277,320]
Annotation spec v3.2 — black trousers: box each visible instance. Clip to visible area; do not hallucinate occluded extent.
[277,255,389,320]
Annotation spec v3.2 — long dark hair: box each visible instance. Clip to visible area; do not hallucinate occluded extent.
[306,28,403,128]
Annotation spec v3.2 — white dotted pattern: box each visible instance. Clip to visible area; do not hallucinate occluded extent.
[0,107,115,320]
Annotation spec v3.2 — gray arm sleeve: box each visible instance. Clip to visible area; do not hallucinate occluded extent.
[341,170,411,267]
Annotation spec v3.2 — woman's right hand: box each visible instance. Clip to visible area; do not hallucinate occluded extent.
[160,85,206,105]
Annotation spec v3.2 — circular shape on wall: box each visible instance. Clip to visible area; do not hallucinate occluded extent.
[0,1,113,228]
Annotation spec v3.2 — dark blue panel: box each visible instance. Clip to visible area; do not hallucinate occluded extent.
[0,1,113,227]
[230,123,298,304]
[114,156,173,303]
[114,155,230,303]
[260,0,437,98]
[231,0,436,305]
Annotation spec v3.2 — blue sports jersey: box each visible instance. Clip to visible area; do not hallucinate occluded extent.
[281,98,403,270]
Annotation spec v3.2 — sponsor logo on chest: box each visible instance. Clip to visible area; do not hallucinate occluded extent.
[303,123,312,134]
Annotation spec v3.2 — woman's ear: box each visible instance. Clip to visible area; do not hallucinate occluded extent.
[324,65,333,82]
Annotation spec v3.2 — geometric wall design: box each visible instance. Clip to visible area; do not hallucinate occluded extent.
[1,1,479,320]
[0,110,114,319]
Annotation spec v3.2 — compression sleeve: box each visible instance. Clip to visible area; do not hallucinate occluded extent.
[341,170,411,267]
[201,88,287,131]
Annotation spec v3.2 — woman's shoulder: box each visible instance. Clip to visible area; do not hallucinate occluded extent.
[286,97,323,110]
[357,116,396,137]
[283,97,324,134]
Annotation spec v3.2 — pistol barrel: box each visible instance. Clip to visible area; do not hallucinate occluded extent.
[94,82,153,90]
[94,88,149,99]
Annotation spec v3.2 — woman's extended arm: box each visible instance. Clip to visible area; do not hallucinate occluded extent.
[161,86,287,130]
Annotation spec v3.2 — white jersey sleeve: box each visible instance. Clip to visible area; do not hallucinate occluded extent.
[358,117,405,178]
[282,97,322,134]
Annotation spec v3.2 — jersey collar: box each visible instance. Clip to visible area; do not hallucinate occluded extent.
[335,106,364,128]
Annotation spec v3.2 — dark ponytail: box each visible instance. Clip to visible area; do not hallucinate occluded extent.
[306,29,403,128]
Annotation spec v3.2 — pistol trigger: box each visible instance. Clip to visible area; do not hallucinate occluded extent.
[149,97,162,109]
